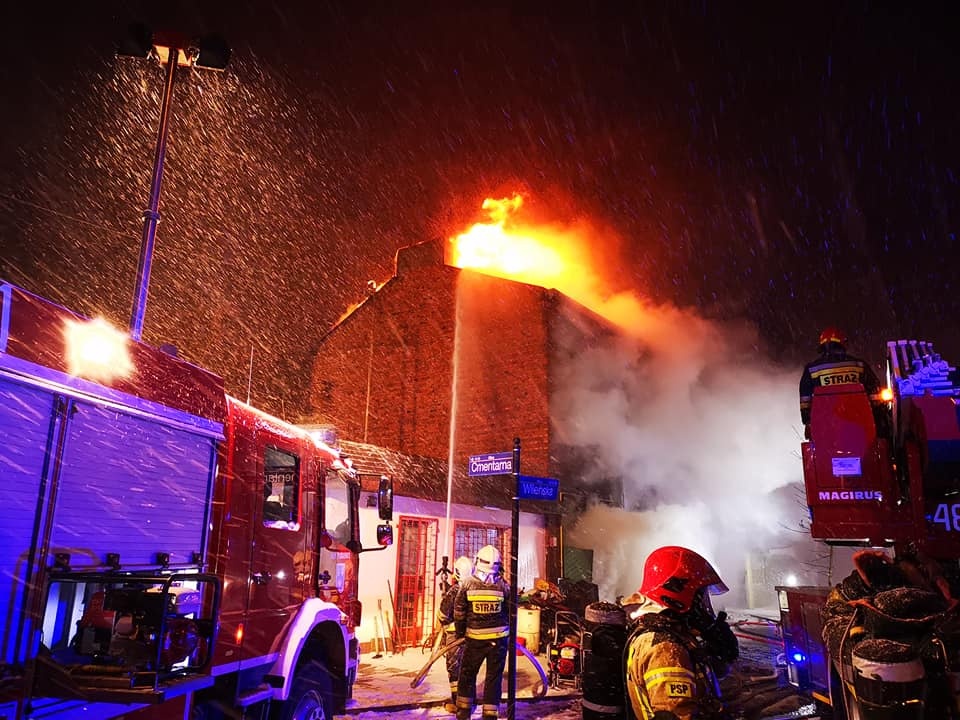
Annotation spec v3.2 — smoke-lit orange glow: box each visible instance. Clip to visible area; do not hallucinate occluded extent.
[450,193,646,331]
[64,316,134,382]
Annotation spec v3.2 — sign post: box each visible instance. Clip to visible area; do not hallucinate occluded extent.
[467,442,558,720]
[507,438,521,720]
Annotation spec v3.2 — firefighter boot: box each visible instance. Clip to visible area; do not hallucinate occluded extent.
[481,703,500,720]
[455,695,473,720]
[443,692,457,713]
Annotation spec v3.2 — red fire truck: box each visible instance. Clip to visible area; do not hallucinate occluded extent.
[779,338,960,714]
[0,281,394,720]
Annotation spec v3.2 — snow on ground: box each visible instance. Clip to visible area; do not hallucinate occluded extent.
[337,698,581,719]
[336,609,787,718]
[336,643,580,718]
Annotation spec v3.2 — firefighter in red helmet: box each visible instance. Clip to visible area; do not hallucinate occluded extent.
[799,327,885,439]
[621,546,738,720]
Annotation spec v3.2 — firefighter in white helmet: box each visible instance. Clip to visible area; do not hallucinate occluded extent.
[436,555,474,713]
[454,545,510,720]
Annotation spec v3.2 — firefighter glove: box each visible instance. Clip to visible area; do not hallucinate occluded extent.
[700,611,739,666]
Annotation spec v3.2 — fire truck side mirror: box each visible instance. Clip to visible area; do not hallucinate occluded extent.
[377,524,393,546]
[378,475,393,521]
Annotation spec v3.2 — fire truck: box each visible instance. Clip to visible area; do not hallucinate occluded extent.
[0,281,394,720]
[778,338,960,714]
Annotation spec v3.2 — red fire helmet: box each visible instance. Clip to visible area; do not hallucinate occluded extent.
[818,326,847,349]
[639,546,729,613]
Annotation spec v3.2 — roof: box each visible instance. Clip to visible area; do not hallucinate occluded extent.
[337,438,515,511]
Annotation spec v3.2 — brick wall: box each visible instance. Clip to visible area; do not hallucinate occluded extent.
[309,262,555,500]
[308,243,621,508]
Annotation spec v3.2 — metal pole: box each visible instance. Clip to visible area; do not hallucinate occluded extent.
[507,437,521,720]
[130,49,179,340]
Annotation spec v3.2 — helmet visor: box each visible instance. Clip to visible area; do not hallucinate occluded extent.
[706,579,729,595]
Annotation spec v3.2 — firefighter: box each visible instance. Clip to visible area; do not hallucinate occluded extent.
[454,545,510,720]
[820,549,960,719]
[799,326,885,439]
[622,545,739,720]
[437,555,474,713]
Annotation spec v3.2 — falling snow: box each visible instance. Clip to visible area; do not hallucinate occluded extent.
[3,3,959,421]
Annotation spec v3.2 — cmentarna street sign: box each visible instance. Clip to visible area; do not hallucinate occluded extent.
[468,451,514,477]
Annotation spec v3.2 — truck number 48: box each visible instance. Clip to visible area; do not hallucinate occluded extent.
[932,503,960,532]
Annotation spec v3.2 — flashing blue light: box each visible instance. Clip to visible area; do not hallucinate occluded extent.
[792,651,806,663]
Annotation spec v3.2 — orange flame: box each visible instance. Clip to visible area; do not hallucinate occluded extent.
[451,195,572,286]
[450,194,644,331]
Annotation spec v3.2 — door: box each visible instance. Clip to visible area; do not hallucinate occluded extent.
[244,439,307,657]
[394,516,436,649]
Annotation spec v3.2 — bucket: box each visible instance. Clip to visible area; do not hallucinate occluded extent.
[518,629,540,655]
[517,606,542,654]
[518,606,541,634]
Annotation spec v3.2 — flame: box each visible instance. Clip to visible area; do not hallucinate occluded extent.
[450,193,644,331]
[64,316,134,382]
[451,195,572,286]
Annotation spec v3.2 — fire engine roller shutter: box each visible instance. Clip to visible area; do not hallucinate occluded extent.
[48,399,216,569]
[0,377,54,665]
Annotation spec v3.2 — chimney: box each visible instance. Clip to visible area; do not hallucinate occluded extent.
[395,238,447,276]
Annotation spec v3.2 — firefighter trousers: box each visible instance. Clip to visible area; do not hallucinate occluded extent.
[456,636,509,719]
[444,629,464,702]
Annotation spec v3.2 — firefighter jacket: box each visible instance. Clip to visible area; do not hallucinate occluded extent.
[437,581,460,633]
[624,599,726,720]
[799,350,882,425]
[454,573,510,641]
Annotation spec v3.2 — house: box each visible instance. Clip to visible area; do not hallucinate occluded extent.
[305,239,621,650]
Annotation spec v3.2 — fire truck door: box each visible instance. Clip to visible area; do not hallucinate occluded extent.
[245,443,304,655]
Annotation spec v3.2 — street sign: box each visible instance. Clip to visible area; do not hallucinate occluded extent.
[517,475,559,501]
[468,451,514,477]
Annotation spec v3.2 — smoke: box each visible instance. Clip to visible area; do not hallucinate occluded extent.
[448,193,818,607]
[553,292,810,608]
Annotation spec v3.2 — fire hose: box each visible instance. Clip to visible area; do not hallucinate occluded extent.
[410,637,549,699]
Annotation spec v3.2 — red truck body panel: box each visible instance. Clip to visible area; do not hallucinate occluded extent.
[0,282,363,720]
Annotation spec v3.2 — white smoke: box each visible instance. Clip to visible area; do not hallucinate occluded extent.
[447,196,827,607]
[553,296,813,608]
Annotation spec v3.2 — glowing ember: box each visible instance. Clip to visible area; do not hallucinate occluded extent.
[64,317,134,382]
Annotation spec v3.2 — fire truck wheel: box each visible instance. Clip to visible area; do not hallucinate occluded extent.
[274,659,333,720]
[191,699,226,720]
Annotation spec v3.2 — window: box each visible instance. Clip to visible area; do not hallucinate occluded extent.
[263,447,300,531]
[323,469,351,546]
[453,522,509,580]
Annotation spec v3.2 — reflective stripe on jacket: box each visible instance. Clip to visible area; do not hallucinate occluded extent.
[454,574,510,640]
[799,351,882,424]
[625,613,724,720]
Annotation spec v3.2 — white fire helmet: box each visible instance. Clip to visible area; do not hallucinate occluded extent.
[474,545,502,581]
[453,555,474,582]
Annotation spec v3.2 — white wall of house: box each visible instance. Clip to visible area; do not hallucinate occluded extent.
[354,490,547,651]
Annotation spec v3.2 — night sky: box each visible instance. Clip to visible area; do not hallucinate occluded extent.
[2,2,958,416]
